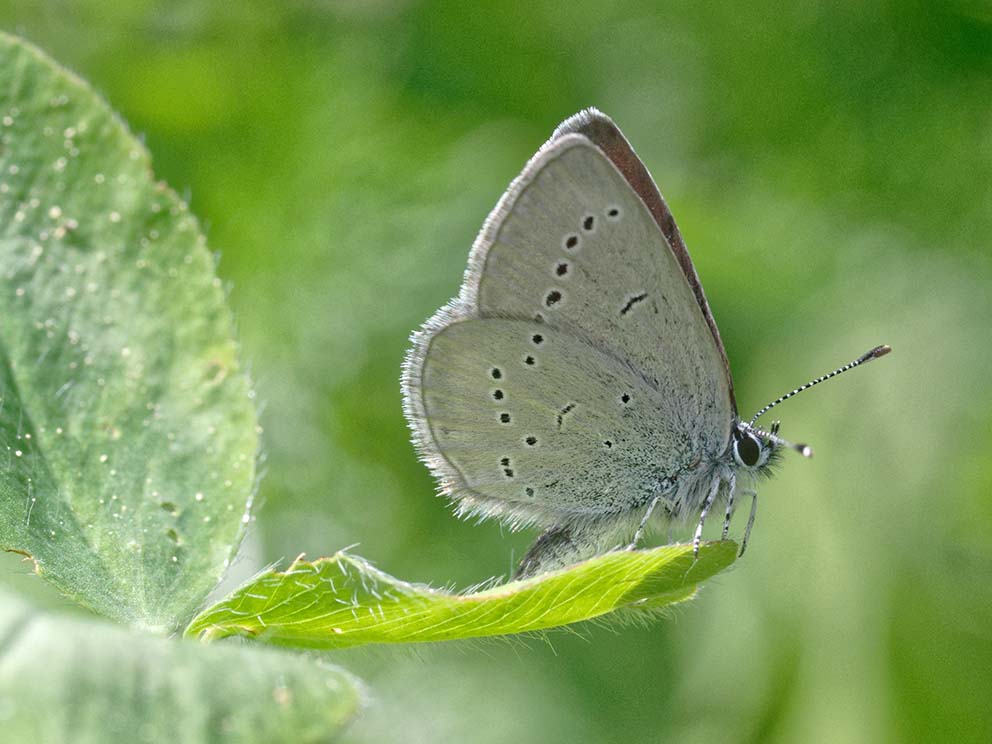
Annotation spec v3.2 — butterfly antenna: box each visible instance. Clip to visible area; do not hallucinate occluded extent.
[749,344,892,426]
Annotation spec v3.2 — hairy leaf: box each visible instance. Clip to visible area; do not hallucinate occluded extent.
[187,541,737,648]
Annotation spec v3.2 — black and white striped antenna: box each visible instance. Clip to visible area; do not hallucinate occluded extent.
[749,344,891,426]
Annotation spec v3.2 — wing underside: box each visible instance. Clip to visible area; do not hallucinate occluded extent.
[403,113,734,531]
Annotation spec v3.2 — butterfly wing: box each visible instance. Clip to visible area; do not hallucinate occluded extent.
[403,109,735,532]
[413,318,694,528]
[553,109,735,409]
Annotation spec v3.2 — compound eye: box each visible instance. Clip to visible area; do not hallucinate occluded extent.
[735,434,762,467]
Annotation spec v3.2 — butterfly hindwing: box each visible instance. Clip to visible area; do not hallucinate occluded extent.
[413,318,693,528]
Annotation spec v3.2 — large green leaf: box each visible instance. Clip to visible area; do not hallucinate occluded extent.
[0,587,363,743]
[0,33,258,631]
[186,541,737,648]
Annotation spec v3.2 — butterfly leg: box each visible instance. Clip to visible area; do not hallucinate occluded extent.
[692,476,722,558]
[628,495,662,550]
[739,489,758,556]
[721,472,737,541]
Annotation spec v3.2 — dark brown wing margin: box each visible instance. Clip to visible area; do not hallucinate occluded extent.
[552,108,737,412]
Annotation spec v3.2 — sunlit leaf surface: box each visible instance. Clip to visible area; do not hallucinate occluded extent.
[187,541,737,648]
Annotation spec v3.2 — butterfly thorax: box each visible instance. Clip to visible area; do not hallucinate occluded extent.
[662,420,781,524]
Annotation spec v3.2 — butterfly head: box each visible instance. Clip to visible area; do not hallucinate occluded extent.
[732,419,806,473]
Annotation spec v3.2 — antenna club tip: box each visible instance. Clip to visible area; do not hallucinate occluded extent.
[798,444,813,458]
[856,344,891,365]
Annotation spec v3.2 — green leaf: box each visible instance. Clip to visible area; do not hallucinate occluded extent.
[0,32,258,631]
[186,541,737,648]
[0,587,363,743]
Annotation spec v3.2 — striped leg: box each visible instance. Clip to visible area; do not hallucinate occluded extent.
[739,489,758,556]
[721,472,737,540]
[693,476,722,557]
[628,495,662,550]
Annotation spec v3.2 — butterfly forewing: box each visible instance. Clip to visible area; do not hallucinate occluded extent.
[471,137,731,451]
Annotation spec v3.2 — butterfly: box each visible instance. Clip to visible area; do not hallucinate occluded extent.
[402,109,889,577]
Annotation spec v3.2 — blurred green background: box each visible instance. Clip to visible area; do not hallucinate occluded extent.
[1,1,990,742]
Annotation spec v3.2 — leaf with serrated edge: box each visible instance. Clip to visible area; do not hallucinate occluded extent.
[186,541,737,648]
[0,33,257,631]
